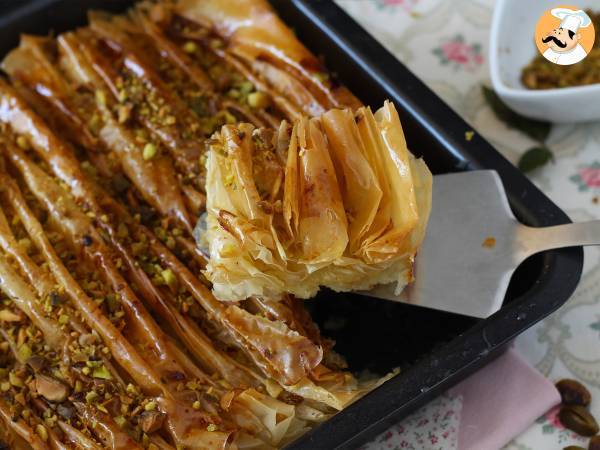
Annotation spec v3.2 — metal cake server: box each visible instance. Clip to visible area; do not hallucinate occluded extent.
[363,170,593,318]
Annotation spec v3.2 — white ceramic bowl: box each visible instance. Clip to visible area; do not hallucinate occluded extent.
[490,0,600,123]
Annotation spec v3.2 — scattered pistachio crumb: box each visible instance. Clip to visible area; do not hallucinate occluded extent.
[36,424,48,442]
[115,415,127,428]
[117,223,129,239]
[166,236,176,249]
[16,136,29,150]
[144,401,157,411]
[9,372,23,387]
[207,423,217,432]
[85,391,98,403]
[93,365,113,380]
[465,130,475,141]
[224,173,234,187]
[239,81,253,94]
[183,41,198,53]
[313,71,329,83]
[247,91,269,109]
[96,404,108,414]
[95,90,107,107]
[161,268,177,288]
[118,105,131,123]
[17,344,32,361]
[209,38,223,49]
[192,400,201,410]
[224,111,236,124]
[143,143,157,161]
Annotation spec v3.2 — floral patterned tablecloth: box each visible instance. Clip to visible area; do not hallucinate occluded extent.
[335,0,600,449]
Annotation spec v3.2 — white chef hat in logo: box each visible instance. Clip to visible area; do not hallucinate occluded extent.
[551,8,592,33]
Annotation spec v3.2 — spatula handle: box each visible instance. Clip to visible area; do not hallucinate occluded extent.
[520,221,600,256]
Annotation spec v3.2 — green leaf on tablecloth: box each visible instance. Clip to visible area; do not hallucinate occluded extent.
[518,146,554,173]
[536,415,546,424]
[482,86,551,142]
[569,174,589,192]
[542,423,555,434]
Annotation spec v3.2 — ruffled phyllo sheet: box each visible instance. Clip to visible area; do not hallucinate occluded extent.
[204,102,432,302]
[0,0,389,449]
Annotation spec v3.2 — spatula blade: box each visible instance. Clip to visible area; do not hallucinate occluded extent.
[362,171,521,318]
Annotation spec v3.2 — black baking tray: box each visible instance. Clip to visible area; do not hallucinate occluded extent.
[0,1,584,449]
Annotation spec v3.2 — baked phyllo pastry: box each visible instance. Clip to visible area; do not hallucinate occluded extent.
[0,0,388,447]
[204,101,433,301]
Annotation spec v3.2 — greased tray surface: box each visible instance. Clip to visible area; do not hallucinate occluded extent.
[0,1,584,449]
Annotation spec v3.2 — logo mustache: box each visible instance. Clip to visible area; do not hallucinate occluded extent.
[542,35,567,48]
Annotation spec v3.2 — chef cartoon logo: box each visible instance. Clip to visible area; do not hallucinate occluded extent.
[535,6,595,66]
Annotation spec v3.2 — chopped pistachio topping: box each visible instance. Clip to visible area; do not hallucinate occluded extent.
[183,41,198,53]
[144,401,157,411]
[115,415,127,428]
[16,135,29,150]
[161,268,177,288]
[92,365,113,380]
[96,403,109,414]
[313,71,330,83]
[85,391,99,403]
[247,91,269,109]
[95,89,107,107]
[239,81,254,94]
[17,344,32,361]
[143,143,158,161]
[9,372,23,387]
[36,424,48,442]
[118,89,128,103]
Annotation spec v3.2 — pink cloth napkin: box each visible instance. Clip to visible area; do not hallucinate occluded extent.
[365,349,560,450]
